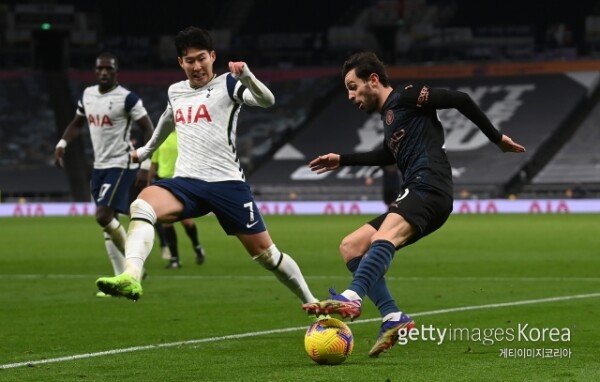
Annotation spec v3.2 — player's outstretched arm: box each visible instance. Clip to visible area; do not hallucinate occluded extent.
[309,145,396,174]
[54,114,86,167]
[408,86,527,153]
[403,85,522,151]
[229,61,275,108]
[134,107,175,163]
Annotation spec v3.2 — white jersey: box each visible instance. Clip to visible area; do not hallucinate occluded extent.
[167,73,246,182]
[77,84,148,169]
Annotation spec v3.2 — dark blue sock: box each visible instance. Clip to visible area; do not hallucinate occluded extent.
[155,223,167,247]
[348,240,396,299]
[346,254,399,317]
[184,223,200,246]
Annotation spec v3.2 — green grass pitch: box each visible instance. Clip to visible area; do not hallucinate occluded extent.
[0,214,599,381]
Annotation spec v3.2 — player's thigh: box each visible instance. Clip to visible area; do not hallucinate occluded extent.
[371,213,416,248]
[339,223,377,262]
[137,185,184,223]
[236,231,274,257]
[208,180,267,238]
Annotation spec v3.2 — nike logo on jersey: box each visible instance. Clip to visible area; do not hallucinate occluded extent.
[174,104,213,124]
[246,221,259,229]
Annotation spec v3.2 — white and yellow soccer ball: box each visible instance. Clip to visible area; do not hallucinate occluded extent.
[304,317,354,365]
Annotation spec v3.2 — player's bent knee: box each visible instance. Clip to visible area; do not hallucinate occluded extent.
[339,237,361,261]
[340,229,374,261]
[130,199,157,225]
[253,244,282,270]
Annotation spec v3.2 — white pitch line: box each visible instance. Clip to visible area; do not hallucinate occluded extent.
[0,274,600,282]
[1,292,599,370]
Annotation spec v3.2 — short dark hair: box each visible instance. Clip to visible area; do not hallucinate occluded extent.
[174,27,214,57]
[342,52,389,87]
[96,52,118,69]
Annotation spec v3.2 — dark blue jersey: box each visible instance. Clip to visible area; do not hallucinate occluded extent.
[381,84,453,196]
[340,84,502,198]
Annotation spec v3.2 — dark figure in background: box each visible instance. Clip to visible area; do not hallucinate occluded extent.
[366,165,402,206]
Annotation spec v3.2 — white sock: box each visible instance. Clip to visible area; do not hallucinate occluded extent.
[103,218,127,253]
[253,244,318,304]
[341,290,361,301]
[103,233,125,275]
[124,199,157,281]
[382,311,402,322]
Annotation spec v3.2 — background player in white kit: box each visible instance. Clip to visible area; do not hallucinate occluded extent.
[54,53,154,296]
[96,27,318,306]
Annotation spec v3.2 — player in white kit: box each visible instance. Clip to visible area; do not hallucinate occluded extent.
[54,53,154,296]
[96,27,318,305]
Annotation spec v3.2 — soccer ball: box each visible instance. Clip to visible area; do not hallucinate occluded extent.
[304,318,354,365]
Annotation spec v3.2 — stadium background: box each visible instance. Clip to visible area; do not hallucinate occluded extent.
[1,0,599,211]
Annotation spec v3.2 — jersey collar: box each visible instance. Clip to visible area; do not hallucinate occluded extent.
[188,74,217,90]
[380,87,395,115]
[98,83,119,94]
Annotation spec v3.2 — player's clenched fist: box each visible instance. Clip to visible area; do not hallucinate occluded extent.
[309,153,341,174]
[228,61,246,77]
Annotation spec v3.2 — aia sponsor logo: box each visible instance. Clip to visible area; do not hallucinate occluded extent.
[174,104,213,124]
[88,114,113,127]
[385,110,394,125]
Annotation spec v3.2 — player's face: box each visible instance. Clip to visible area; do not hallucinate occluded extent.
[95,58,117,90]
[178,48,216,88]
[344,69,379,114]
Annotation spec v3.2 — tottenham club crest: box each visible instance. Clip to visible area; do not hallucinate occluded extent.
[385,110,394,125]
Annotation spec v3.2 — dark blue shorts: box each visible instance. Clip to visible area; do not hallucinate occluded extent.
[91,167,138,214]
[153,177,266,235]
[368,186,453,248]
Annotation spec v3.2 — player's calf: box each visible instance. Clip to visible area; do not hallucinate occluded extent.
[253,244,317,304]
[123,199,157,281]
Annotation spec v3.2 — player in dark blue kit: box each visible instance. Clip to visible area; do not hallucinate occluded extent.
[303,52,525,357]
